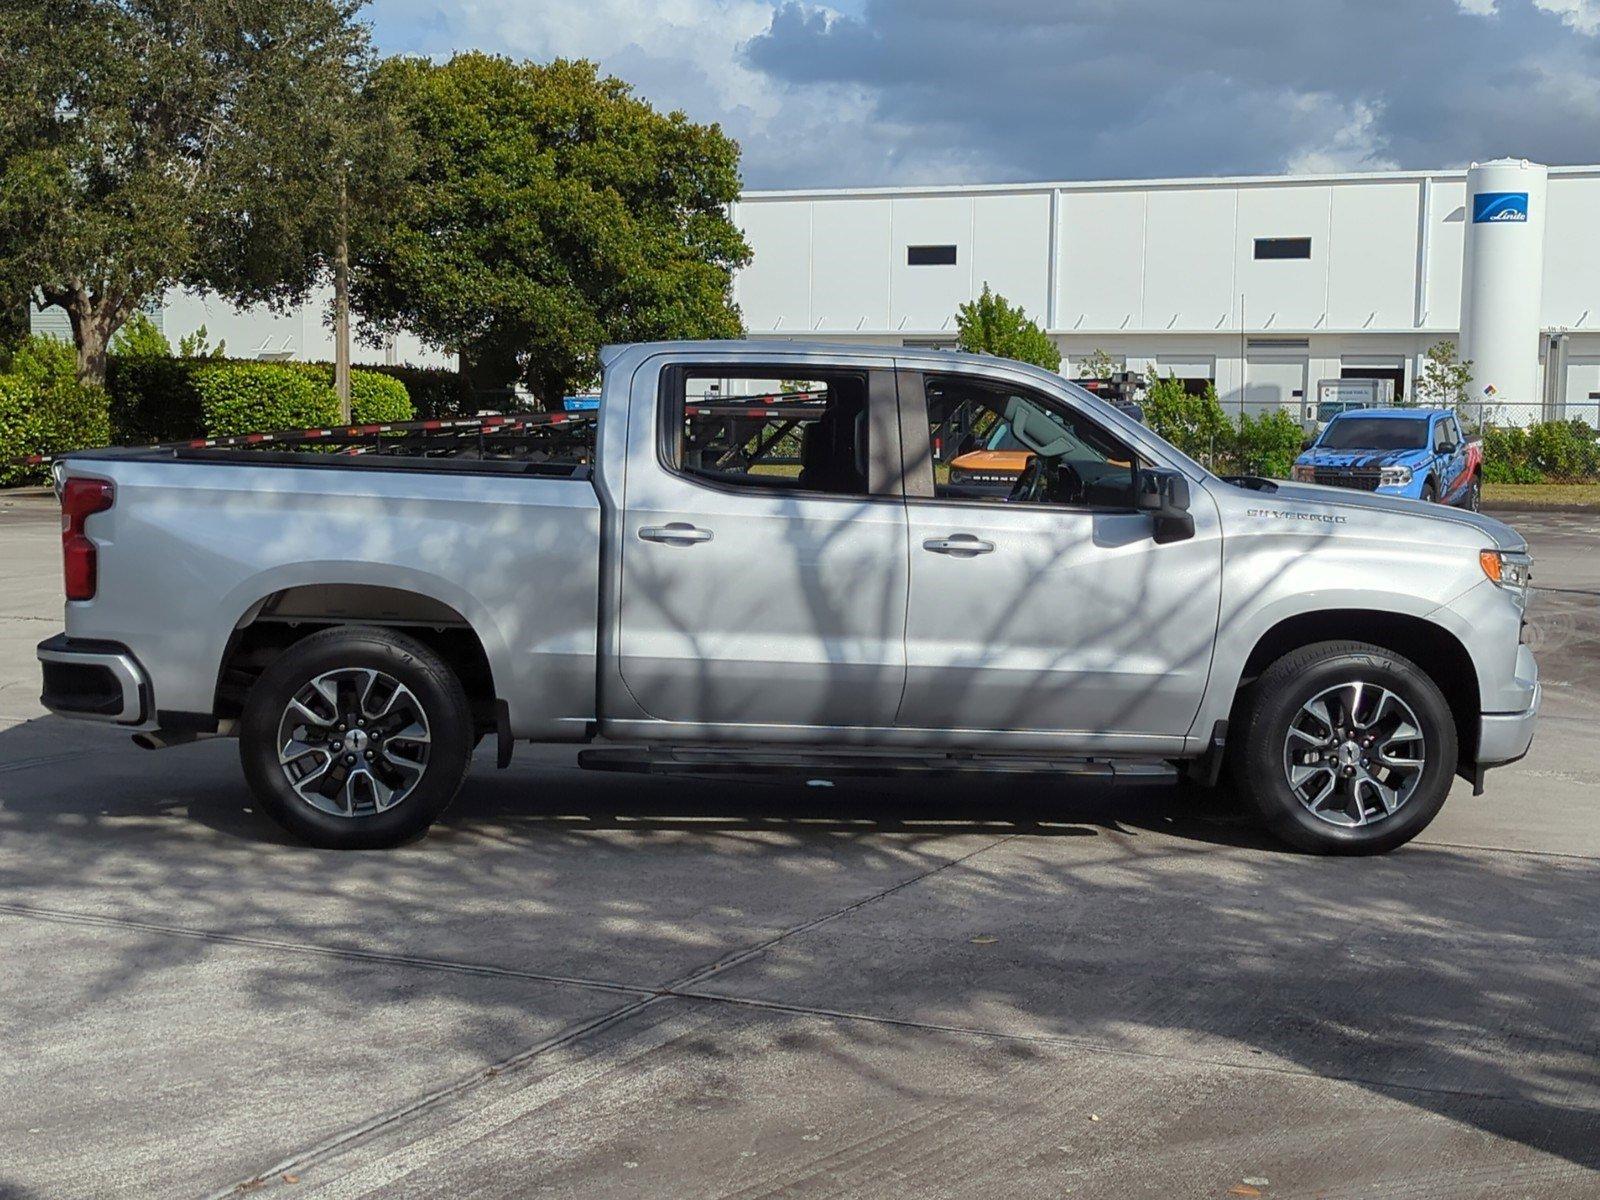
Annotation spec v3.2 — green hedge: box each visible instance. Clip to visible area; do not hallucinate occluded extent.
[1482,419,1599,484]
[1142,376,1307,478]
[1,376,111,486]
[196,362,341,436]
[109,357,419,441]
[364,365,473,420]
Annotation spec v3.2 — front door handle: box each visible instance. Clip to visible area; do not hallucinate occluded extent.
[923,534,995,556]
[639,523,714,545]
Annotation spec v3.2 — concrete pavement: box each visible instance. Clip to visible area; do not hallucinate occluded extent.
[1,491,1596,1199]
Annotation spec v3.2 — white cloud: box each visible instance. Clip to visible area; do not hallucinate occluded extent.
[1284,97,1400,174]
[368,0,999,186]
[1454,0,1498,15]
[1532,0,1600,34]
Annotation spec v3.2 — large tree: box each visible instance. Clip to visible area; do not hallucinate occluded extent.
[0,0,375,386]
[354,54,751,407]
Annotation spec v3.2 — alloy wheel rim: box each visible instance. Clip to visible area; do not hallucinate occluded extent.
[276,668,431,818]
[1282,680,1426,828]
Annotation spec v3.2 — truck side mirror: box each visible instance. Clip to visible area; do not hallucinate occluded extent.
[1137,468,1195,544]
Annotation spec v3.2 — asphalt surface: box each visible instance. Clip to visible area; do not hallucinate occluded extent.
[0,490,1596,1200]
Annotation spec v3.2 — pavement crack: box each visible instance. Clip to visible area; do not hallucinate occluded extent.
[0,901,656,998]
[206,992,668,1200]
[661,833,1018,993]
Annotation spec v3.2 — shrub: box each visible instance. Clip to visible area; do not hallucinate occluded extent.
[0,377,111,486]
[110,311,173,358]
[194,362,339,436]
[1526,418,1599,482]
[106,355,204,442]
[1482,426,1540,484]
[349,370,413,423]
[294,364,416,424]
[109,357,421,443]
[4,335,77,387]
[1143,376,1232,465]
[1233,407,1305,479]
[369,364,473,419]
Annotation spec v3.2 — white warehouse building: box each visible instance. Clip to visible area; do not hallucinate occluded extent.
[731,158,1600,426]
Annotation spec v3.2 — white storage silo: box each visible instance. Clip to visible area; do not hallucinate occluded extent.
[1459,158,1548,420]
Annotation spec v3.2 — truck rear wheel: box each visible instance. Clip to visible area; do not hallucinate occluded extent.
[1232,641,1457,855]
[239,626,474,849]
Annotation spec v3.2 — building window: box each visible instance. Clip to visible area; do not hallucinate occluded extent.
[907,244,958,266]
[1254,237,1311,260]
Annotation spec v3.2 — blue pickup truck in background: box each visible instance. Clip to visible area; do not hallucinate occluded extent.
[1291,408,1483,510]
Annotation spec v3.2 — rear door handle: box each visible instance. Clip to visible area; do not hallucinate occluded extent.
[639,523,714,545]
[923,534,995,556]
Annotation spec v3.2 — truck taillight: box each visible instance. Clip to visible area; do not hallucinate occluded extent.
[61,477,114,601]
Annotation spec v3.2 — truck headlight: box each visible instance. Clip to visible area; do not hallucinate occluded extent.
[1380,465,1413,486]
[1480,549,1532,591]
[1291,464,1316,482]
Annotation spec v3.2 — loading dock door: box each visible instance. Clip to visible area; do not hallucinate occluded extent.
[1563,356,1600,427]
[1244,353,1309,419]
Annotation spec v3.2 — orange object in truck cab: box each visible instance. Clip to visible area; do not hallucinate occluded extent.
[948,447,1032,479]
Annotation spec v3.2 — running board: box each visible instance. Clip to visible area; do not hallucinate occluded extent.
[577,746,1177,783]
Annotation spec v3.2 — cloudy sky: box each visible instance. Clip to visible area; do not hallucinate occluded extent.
[367,0,1600,190]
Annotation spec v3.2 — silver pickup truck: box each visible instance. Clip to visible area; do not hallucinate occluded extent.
[37,341,1538,854]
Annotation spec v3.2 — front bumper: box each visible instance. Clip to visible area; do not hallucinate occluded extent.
[37,633,151,724]
[1478,643,1540,768]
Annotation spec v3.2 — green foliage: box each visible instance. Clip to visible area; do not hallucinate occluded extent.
[176,326,226,359]
[0,0,376,382]
[110,312,173,358]
[354,53,750,408]
[349,371,413,424]
[954,285,1062,371]
[3,335,77,387]
[1481,426,1541,484]
[1415,340,1474,409]
[105,356,203,443]
[1074,349,1117,379]
[109,357,425,442]
[0,375,110,485]
[1142,376,1231,464]
[369,365,473,419]
[194,362,339,437]
[1233,408,1306,479]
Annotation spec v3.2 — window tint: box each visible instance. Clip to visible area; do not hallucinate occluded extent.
[1318,417,1429,451]
[1254,237,1312,260]
[923,374,1137,509]
[907,244,958,266]
[670,369,870,497]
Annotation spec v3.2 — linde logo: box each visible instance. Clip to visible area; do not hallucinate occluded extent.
[1472,191,1529,223]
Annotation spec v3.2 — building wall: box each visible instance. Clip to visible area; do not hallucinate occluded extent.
[733,165,1600,422]
[30,283,453,370]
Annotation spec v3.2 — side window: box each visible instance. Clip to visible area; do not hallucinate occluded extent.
[1434,418,1452,451]
[668,368,870,497]
[923,374,1138,509]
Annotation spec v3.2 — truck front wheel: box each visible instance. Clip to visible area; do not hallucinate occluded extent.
[1232,641,1457,855]
[239,626,474,849]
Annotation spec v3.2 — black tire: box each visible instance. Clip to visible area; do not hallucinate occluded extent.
[1420,478,1439,503]
[1231,640,1457,855]
[240,626,474,849]
[1464,475,1482,512]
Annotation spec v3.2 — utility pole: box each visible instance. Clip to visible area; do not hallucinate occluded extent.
[334,171,352,425]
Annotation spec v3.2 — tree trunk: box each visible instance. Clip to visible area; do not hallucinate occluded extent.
[66,302,111,388]
[333,173,352,424]
[50,283,130,390]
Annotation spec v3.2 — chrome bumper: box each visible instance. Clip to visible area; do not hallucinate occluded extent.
[37,634,150,724]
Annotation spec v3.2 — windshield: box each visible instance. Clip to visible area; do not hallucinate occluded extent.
[1318,416,1429,451]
